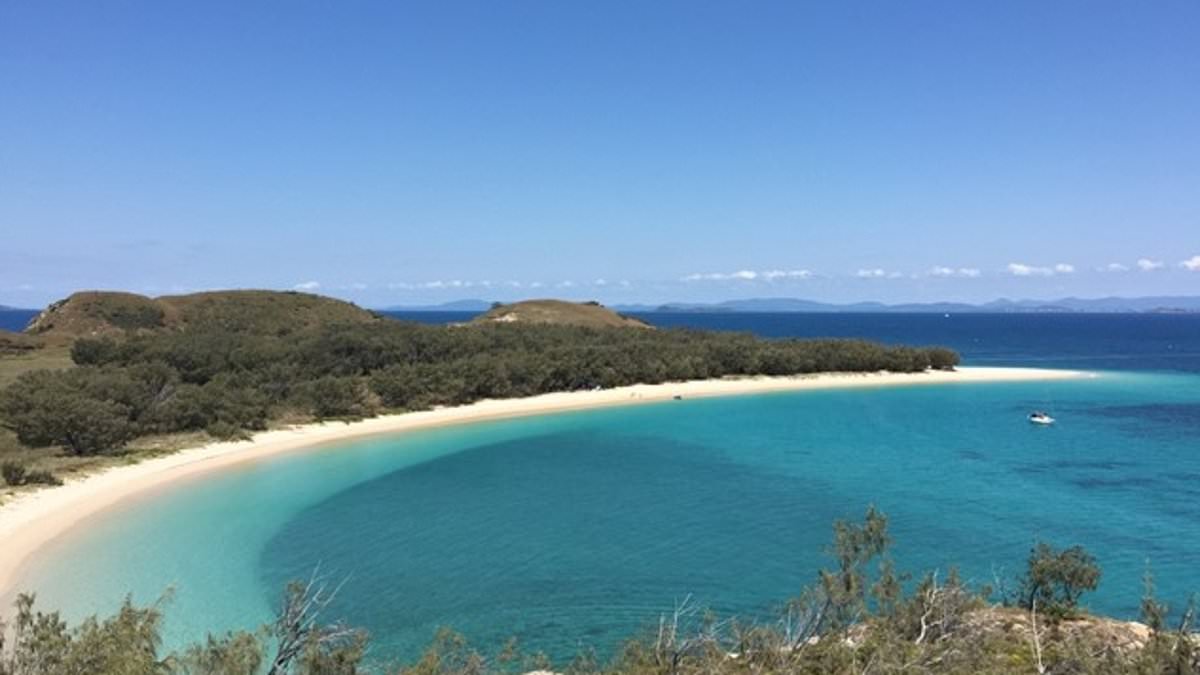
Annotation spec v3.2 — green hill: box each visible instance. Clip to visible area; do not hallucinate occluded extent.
[24,290,381,342]
[472,299,651,329]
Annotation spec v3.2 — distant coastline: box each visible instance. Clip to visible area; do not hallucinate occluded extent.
[381,296,1200,314]
[0,366,1086,599]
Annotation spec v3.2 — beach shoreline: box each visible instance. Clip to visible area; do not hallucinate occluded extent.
[0,366,1087,598]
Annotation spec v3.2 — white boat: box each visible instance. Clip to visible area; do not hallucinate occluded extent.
[1028,411,1055,425]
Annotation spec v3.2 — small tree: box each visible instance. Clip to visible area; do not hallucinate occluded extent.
[926,347,959,371]
[1018,542,1101,617]
[817,505,892,632]
[267,571,366,675]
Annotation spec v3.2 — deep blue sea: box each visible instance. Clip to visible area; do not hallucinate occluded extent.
[388,310,1200,374]
[0,309,37,333]
[14,311,1200,666]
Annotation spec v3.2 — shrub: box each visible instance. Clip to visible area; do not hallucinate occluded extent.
[0,371,135,455]
[297,376,373,420]
[1,461,26,485]
[927,347,960,370]
[1018,542,1101,617]
[1,461,62,487]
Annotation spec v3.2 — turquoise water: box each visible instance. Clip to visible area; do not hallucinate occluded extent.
[18,370,1200,664]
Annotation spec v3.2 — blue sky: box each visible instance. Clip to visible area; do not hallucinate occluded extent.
[2,1,1198,308]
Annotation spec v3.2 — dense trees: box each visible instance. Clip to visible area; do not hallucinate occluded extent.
[0,320,959,456]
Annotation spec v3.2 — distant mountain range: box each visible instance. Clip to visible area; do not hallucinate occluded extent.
[382,299,496,312]
[612,296,1200,314]
[382,296,1200,314]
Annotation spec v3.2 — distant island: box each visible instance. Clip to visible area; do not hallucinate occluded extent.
[382,299,496,312]
[614,296,1200,314]
[3,290,1174,675]
[0,290,958,477]
[378,296,1200,315]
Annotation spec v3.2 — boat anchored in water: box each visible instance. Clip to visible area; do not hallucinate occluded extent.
[1028,411,1055,425]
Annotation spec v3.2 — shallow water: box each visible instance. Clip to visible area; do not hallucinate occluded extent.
[20,369,1200,663]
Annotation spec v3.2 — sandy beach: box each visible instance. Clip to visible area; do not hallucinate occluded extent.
[0,366,1086,597]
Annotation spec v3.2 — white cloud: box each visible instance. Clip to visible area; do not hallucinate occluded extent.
[762,269,813,280]
[856,268,887,278]
[929,267,982,278]
[1137,258,1164,271]
[346,282,368,290]
[528,281,545,288]
[557,280,576,288]
[1007,263,1042,276]
[386,279,476,290]
[682,270,759,282]
[1007,263,1073,277]
[1182,255,1200,271]
[1100,263,1129,273]
[593,278,608,286]
[293,281,321,291]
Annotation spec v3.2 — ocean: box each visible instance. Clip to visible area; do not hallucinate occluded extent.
[11,312,1200,664]
[0,310,37,333]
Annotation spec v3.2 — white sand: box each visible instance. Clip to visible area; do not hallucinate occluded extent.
[0,366,1086,596]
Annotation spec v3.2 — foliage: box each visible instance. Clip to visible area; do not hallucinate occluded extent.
[818,504,893,631]
[0,368,136,455]
[167,632,265,675]
[1,318,959,456]
[1018,541,1102,618]
[0,461,61,487]
[0,593,164,675]
[2,516,1196,675]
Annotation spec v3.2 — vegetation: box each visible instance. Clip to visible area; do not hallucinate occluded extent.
[2,510,1195,674]
[0,293,958,459]
[474,300,651,328]
[1017,542,1103,618]
[24,291,380,344]
[0,461,61,487]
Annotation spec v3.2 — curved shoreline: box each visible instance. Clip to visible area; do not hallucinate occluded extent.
[0,366,1086,598]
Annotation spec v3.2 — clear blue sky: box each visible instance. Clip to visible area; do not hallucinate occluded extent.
[2,1,1198,307]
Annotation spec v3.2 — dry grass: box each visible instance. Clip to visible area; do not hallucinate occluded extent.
[474,299,651,328]
[0,346,72,390]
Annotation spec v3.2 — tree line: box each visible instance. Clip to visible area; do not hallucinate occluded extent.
[0,321,959,457]
[2,509,1194,675]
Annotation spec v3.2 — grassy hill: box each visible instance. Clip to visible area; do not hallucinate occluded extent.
[24,290,381,342]
[473,299,651,329]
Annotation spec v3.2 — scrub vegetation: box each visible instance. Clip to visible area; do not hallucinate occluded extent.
[1,509,1194,675]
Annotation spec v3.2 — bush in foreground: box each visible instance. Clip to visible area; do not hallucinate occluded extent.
[2,511,1196,675]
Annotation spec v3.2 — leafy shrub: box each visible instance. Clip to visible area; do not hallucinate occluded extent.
[927,347,960,370]
[297,376,374,420]
[0,461,25,485]
[0,371,135,455]
[1,461,62,486]
[1018,541,1101,617]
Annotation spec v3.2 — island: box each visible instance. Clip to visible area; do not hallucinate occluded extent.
[5,290,1180,675]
